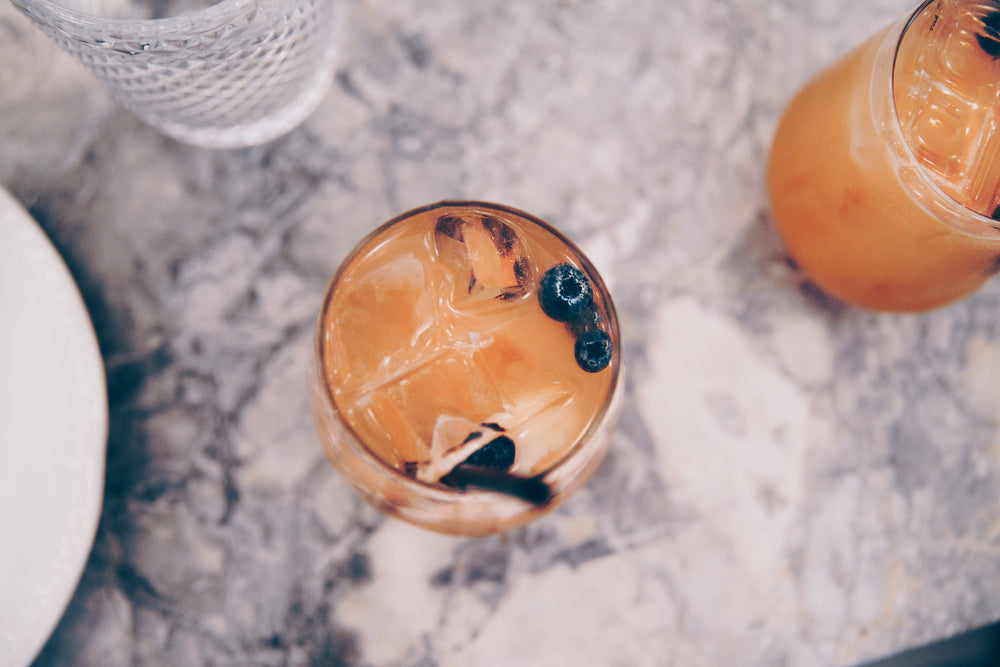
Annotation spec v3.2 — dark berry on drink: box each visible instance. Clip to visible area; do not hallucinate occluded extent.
[978,12,1000,58]
[539,263,593,322]
[983,11,1000,40]
[566,306,604,339]
[462,435,516,471]
[574,328,613,373]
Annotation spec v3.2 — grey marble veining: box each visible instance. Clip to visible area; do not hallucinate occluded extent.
[2,0,1000,665]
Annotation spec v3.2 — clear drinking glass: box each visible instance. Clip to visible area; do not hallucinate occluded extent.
[768,0,1000,312]
[10,0,339,148]
[309,201,624,536]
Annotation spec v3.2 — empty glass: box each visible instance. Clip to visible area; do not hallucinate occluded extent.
[10,0,340,148]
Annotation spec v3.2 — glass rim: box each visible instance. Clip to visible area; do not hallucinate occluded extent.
[9,0,280,38]
[313,199,624,500]
[887,0,1000,237]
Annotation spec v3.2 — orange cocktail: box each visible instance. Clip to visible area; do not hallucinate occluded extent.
[309,201,623,536]
[768,0,1000,312]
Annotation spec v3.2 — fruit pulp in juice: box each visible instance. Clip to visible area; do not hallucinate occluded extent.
[318,204,617,489]
[767,2,1000,312]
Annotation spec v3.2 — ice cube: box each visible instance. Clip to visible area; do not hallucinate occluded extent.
[505,396,588,475]
[352,351,506,466]
[433,213,534,307]
[470,303,584,408]
[347,389,426,470]
[346,348,506,476]
[472,326,573,415]
[896,3,1000,214]
[468,309,596,475]
[326,244,440,386]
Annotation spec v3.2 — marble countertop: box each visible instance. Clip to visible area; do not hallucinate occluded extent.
[3,0,1000,665]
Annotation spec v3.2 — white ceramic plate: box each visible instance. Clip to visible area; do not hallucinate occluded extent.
[0,186,107,667]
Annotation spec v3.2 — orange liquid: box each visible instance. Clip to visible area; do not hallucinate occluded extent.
[318,203,617,484]
[768,5,1000,312]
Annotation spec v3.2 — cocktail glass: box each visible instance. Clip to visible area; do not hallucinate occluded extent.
[768,0,1000,312]
[309,201,624,536]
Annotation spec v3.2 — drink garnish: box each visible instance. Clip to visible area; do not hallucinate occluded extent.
[440,464,552,505]
[574,328,613,373]
[433,423,550,504]
[538,262,613,372]
[462,434,516,469]
[977,11,1000,58]
[539,263,594,322]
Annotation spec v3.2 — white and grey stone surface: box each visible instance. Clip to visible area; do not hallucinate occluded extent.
[3,0,999,665]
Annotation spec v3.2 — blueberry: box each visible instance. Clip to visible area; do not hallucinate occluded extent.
[574,328,613,373]
[462,435,516,471]
[566,305,604,339]
[977,33,1000,58]
[539,263,593,322]
[984,10,1000,40]
[978,12,1000,58]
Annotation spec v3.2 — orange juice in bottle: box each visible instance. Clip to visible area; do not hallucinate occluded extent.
[768,0,1000,312]
[309,201,623,536]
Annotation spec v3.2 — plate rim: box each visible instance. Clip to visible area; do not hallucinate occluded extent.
[0,185,108,667]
